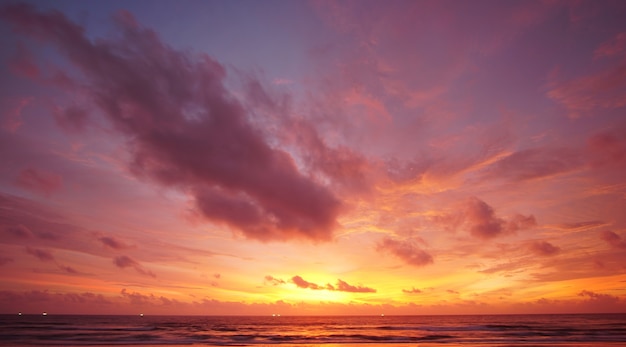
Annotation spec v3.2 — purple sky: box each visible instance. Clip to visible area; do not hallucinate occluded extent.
[1,0,626,315]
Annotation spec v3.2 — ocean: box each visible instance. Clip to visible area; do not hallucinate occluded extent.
[0,314,625,346]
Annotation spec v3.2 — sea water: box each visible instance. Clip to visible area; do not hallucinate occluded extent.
[0,313,625,346]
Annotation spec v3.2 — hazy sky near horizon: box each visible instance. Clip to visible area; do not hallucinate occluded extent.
[1,0,626,315]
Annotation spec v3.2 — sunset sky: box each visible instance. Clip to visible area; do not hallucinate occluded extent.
[1,0,626,315]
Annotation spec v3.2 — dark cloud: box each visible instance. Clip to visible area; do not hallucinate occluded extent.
[113,255,138,268]
[58,264,78,274]
[25,247,54,261]
[507,214,538,233]
[113,255,155,278]
[53,105,88,133]
[120,288,152,305]
[0,3,341,242]
[465,197,506,239]
[99,236,131,250]
[528,240,561,256]
[336,279,376,293]
[0,290,112,307]
[402,287,423,294]
[8,42,40,78]
[290,276,375,293]
[14,167,62,196]
[4,224,34,238]
[291,275,325,290]
[376,237,433,267]
[600,230,626,249]
[464,197,536,239]
[0,256,13,266]
[578,290,620,305]
[264,275,285,286]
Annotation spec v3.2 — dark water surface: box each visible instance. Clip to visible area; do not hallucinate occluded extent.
[1,314,625,345]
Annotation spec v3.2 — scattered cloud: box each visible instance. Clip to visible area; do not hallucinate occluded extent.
[58,264,78,274]
[25,247,54,262]
[0,97,32,132]
[264,275,286,286]
[335,279,376,293]
[113,255,155,278]
[0,256,13,266]
[15,167,63,196]
[600,230,626,249]
[8,42,40,78]
[402,287,423,294]
[4,224,34,238]
[547,61,626,118]
[458,197,537,240]
[292,275,327,290]
[53,105,89,133]
[578,290,620,305]
[594,32,626,59]
[376,237,433,267]
[99,236,131,250]
[528,240,561,256]
[587,131,626,168]
[290,276,376,293]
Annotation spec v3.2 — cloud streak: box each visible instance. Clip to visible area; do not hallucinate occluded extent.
[288,275,376,293]
[113,255,155,278]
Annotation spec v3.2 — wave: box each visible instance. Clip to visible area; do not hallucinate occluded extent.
[1,313,625,345]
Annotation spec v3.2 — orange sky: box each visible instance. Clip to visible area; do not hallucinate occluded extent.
[1,0,626,315]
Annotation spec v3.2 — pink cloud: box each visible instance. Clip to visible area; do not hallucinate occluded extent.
[594,32,626,59]
[507,214,538,233]
[587,131,626,168]
[113,255,155,278]
[53,105,88,133]
[0,96,32,132]
[459,197,536,240]
[4,224,34,238]
[120,288,153,306]
[264,275,286,286]
[600,230,626,249]
[577,290,621,306]
[291,275,326,290]
[528,240,561,256]
[0,256,14,266]
[0,4,340,242]
[464,197,506,239]
[376,237,433,267]
[58,264,78,274]
[8,42,40,78]
[15,167,63,196]
[336,279,375,293]
[113,255,137,268]
[547,61,626,118]
[402,287,423,294]
[25,247,54,262]
[99,236,131,250]
[290,275,376,293]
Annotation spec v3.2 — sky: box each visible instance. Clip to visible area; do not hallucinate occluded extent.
[1,0,626,316]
